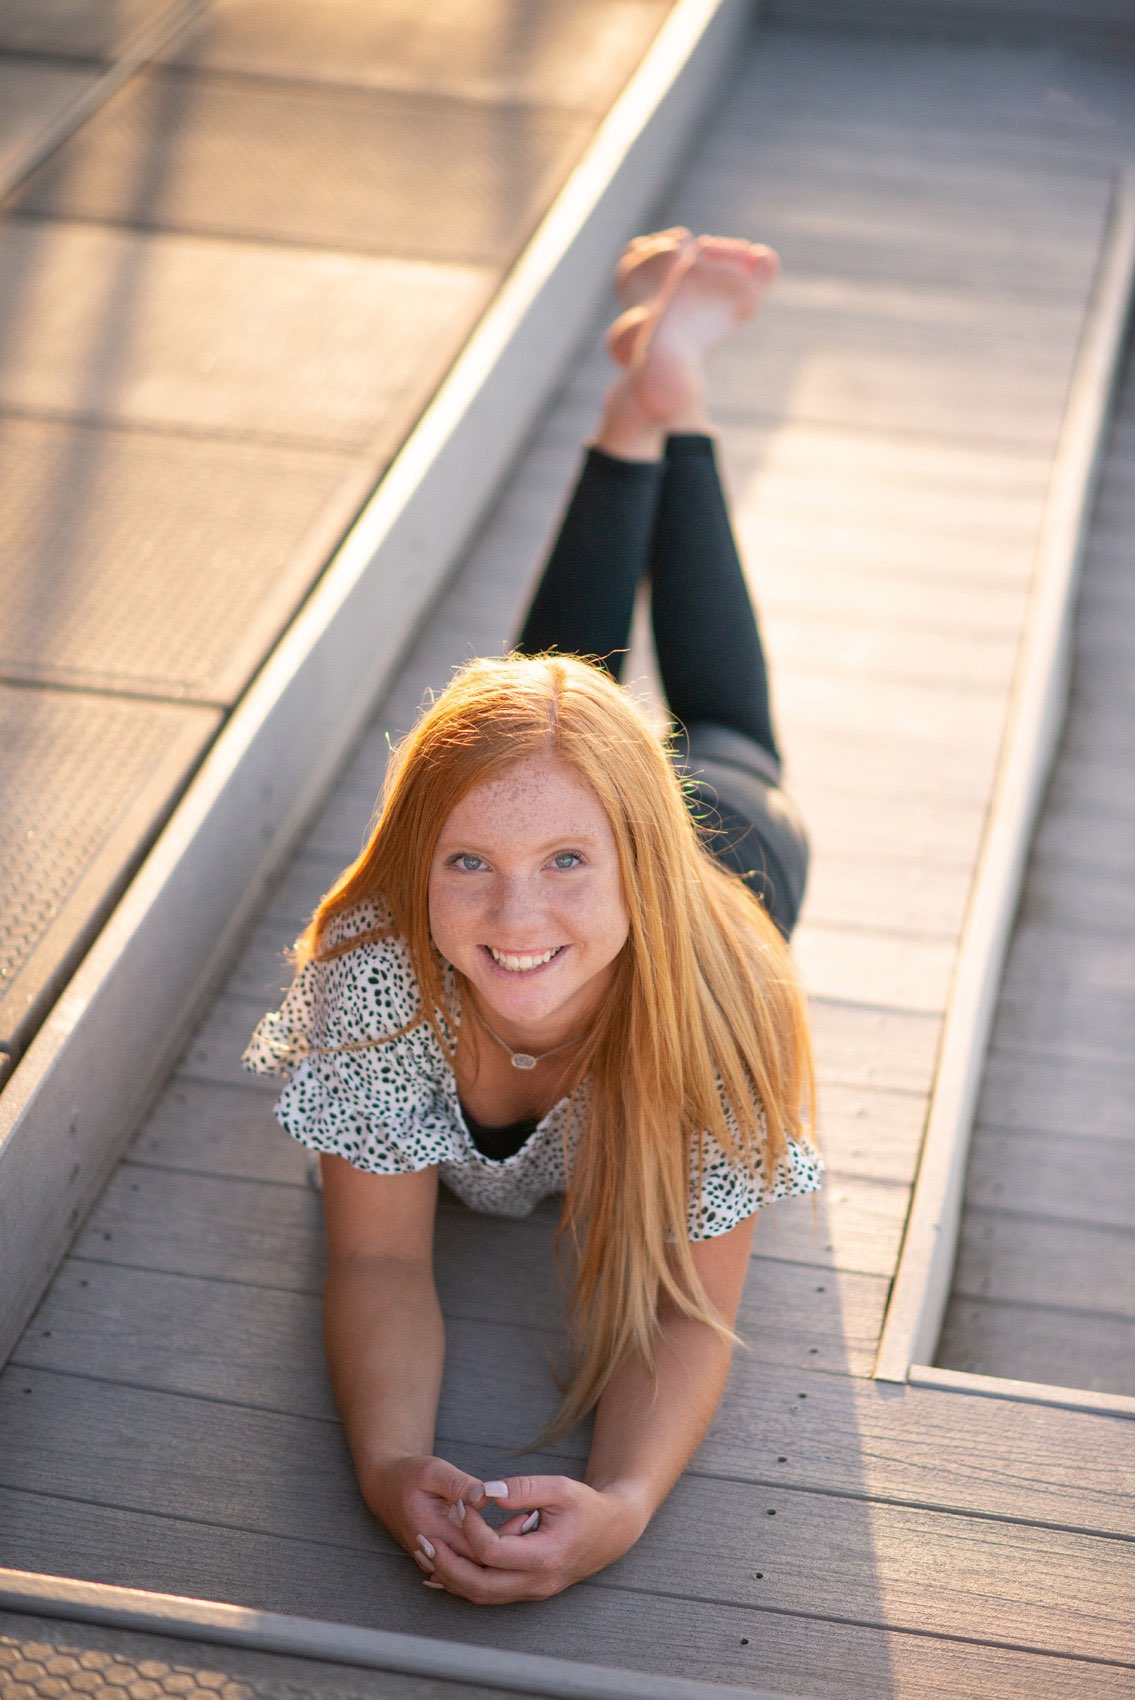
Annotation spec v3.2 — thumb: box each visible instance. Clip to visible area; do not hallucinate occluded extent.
[483,1473,578,1510]
[420,1457,488,1505]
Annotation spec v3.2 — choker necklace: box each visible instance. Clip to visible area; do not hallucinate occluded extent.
[476,1012,584,1071]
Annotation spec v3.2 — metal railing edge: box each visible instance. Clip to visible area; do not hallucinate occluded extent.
[0,1570,793,1700]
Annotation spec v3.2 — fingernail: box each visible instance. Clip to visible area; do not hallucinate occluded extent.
[483,1479,508,1497]
[423,1579,445,1591]
[416,1535,435,1560]
[413,1550,435,1574]
[521,1509,540,1534]
[448,1499,465,1527]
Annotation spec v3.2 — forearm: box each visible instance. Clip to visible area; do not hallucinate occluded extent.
[584,1303,734,1534]
[322,1254,445,1498]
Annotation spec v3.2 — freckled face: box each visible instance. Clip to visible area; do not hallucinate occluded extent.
[428,754,630,1048]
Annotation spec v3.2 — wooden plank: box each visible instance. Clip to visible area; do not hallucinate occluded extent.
[2,1372,1132,1665]
[1033,805,1135,875]
[990,984,1134,1061]
[699,1361,1135,1537]
[785,719,1001,818]
[978,1047,1135,1139]
[676,164,1107,307]
[775,669,1009,763]
[796,783,987,864]
[181,994,280,1090]
[133,1077,309,1185]
[1022,853,1135,933]
[963,1125,1135,1229]
[807,999,941,1094]
[703,31,1135,156]
[813,1083,927,1186]
[1001,919,1135,995]
[794,922,956,1015]
[951,1209,1135,1317]
[263,849,347,929]
[938,1294,1135,1396]
[761,611,1019,691]
[3,1492,1124,1700]
[71,1159,908,1289]
[14,1253,888,1403]
[13,1263,1133,1537]
[801,852,970,939]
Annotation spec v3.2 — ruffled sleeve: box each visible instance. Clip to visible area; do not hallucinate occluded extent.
[242,902,466,1175]
[686,1096,824,1240]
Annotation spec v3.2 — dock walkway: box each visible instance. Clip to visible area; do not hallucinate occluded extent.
[3,19,1135,1700]
[939,327,1135,1393]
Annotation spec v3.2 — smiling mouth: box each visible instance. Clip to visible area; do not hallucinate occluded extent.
[486,945,565,973]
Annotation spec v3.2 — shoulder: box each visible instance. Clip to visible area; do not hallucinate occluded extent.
[309,898,422,1033]
[243,896,429,1073]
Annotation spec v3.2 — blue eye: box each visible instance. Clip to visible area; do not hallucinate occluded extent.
[552,851,582,870]
[453,853,485,872]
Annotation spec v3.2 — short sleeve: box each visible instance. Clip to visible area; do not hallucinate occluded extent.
[687,1105,824,1240]
[241,903,465,1176]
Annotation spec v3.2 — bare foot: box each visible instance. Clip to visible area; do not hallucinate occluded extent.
[608,228,693,368]
[608,236,779,427]
[614,227,692,307]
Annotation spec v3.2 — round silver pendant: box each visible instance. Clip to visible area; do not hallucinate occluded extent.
[511,1053,538,1070]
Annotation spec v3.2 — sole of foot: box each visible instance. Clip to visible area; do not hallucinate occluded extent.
[613,227,692,308]
[607,235,780,421]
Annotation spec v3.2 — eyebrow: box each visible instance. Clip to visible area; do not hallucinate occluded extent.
[435,828,603,854]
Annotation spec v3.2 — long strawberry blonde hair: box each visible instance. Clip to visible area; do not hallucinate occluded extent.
[298,653,814,1439]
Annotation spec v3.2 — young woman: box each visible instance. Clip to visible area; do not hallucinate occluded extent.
[244,231,820,1605]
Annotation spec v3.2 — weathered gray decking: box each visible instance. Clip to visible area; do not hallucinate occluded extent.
[2,25,1135,1700]
[938,330,1135,1394]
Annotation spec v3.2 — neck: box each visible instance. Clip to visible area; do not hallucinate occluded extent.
[466,990,597,1063]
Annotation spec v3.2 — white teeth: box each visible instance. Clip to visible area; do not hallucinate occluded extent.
[489,946,560,972]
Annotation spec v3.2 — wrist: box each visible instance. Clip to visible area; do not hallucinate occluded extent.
[358,1448,423,1516]
[589,1476,654,1545]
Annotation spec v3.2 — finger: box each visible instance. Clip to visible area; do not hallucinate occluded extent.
[415,1515,480,1567]
[420,1457,487,1506]
[430,1541,551,1606]
[456,1504,527,1569]
[490,1474,578,1510]
[457,1505,551,1572]
[494,1512,532,1537]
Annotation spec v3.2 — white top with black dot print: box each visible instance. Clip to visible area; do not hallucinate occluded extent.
[242,899,823,1238]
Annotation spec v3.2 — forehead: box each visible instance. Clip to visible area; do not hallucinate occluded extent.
[438,753,613,843]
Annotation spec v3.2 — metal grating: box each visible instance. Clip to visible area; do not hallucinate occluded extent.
[0,1,180,60]
[10,69,591,267]
[155,0,670,112]
[0,61,98,184]
[0,220,493,450]
[0,1619,510,1700]
[0,418,362,703]
[0,685,218,1058]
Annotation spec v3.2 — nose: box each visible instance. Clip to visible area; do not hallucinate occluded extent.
[487,873,545,937]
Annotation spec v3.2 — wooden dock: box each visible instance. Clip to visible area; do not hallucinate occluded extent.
[938,331,1135,1394]
[2,20,1134,1700]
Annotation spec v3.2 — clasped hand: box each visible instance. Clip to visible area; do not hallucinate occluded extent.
[368,1455,645,1604]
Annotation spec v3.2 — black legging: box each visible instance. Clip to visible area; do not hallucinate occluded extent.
[515,435,809,936]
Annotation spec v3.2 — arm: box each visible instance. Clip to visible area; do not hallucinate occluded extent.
[426,1211,757,1602]
[319,1154,490,1560]
[585,1209,757,1529]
